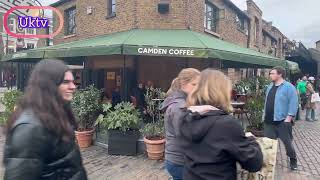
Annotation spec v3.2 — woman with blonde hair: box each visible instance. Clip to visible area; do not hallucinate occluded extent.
[160,68,200,180]
[180,69,263,180]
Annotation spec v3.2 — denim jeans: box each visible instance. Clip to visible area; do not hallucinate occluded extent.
[165,160,184,180]
[306,108,316,121]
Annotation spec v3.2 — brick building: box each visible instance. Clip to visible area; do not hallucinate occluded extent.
[49,0,289,83]
[52,0,288,56]
[0,0,50,87]
[1,0,289,91]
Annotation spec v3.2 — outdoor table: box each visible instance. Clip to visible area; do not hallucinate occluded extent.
[231,102,247,127]
[231,101,245,108]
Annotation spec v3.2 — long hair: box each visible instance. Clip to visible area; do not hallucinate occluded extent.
[166,68,200,96]
[7,59,77,141]
[187,69,233,113]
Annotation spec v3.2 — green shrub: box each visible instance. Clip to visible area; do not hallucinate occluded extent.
[0,90,23,125]
[140,121,164,139]
[71,85,102,130]
[95,102,141,132]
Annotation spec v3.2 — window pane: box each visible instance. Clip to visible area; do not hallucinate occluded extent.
[66,8,76,35]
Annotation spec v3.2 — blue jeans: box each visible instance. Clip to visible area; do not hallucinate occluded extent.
[165,160,184,180]
[306,108,316,121]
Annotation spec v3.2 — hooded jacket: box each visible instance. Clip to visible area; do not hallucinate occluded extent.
[160,90,187,165]
[180,108,263,180]
[3,110,87,180]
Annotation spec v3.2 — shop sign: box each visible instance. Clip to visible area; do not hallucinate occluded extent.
[134,47,209,58]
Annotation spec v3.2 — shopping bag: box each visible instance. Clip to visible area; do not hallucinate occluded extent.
[311,93,320,103]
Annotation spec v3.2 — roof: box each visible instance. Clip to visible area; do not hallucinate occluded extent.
[1,29,286,68]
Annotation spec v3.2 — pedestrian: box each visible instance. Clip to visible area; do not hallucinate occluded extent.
[305,76,317,121]
[3,59,87,180]
[111,87,121,107]
[264,66,298,170]
[159,68,200,180]
[132,82,146,113]
[180,69,263,180]
[297,76,308,110]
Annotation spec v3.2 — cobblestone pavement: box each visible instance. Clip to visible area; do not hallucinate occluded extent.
[275,108,320,180]
[1,107,320,179]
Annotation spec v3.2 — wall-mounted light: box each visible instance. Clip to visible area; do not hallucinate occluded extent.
[87,6,93,15]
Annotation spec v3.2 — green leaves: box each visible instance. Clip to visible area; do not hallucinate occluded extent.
[246,96,264,129]
[141,88,165,139]
[0,90,23,125]
[71,85,102,130]
[95,102,141,132]
[140,121,164,139]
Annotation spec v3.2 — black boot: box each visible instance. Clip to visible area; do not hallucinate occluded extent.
[290,158,298,170]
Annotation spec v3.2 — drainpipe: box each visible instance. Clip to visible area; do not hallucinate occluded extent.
[247,19,251,48]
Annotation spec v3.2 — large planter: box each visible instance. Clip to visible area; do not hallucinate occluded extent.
[144,137,165,160]
[246,126,264,137]
[108,130,140,156]
[75,129,95,148]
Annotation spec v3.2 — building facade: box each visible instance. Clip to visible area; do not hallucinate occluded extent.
[51,0,290,83]
[52,0,288,57]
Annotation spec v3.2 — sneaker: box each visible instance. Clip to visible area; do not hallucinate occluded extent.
[290,158,298,170]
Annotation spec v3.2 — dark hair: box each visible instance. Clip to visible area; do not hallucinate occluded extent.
[272,66,286,78]
[7,59,77,141]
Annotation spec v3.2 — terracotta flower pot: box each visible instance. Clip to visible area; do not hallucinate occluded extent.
[144,137,165,160]
[75,129,95,148]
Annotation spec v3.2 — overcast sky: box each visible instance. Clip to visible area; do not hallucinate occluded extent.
[41,0,319,48]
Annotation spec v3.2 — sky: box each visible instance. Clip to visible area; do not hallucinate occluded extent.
[40,0,320,48]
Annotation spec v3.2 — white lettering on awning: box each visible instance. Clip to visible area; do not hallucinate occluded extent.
[138,48,196,56]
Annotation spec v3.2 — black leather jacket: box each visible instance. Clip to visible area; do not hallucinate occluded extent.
[3,110,88,180]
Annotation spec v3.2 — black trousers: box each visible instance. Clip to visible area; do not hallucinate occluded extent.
[264,122,297,159]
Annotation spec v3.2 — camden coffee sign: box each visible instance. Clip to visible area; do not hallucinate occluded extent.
[135,47,209,58]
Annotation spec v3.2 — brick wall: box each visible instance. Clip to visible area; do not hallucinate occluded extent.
[207,0,249,48]
[247,0,263,51]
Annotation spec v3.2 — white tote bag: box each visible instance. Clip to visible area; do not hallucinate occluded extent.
[311,93,320,103]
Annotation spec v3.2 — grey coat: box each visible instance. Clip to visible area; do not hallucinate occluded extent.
[160,90,187,165]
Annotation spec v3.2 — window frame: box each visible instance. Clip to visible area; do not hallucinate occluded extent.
[204,1,219,33]
[235,15,246,31]
[64,7,77,36]
[8,18,16,33]
[107,0,116,18]
[26,43,35,49]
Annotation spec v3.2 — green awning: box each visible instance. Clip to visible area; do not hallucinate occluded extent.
[286,60,300,74]
[1,29,286,67]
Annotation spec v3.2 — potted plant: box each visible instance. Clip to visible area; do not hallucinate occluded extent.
[246,96,265,137]
[71,85,102,148]
[0,90,23,128]
[140,87,166,160]
[95,102,141,155]
[140,121,165,160]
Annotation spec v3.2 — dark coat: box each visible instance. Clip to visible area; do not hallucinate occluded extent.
[180,109,263,180]
[3,110,87,180]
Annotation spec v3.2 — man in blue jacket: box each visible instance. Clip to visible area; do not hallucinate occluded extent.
[264,66,298,170]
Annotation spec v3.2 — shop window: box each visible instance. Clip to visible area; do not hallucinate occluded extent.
[8,18,16,32]
[107,0,116,18]
[26,43,35,49]
[65,7,76,35]
[204,2,219,32]
[26,28,35,34]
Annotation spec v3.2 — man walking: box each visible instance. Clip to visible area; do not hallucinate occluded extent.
[297,76,308,110]
[264,66,298,170]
